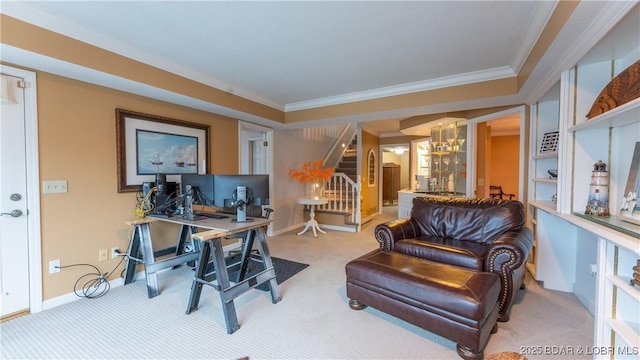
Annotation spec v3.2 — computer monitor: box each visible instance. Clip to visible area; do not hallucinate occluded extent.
[179,174,215,207]
[213,174,269,208]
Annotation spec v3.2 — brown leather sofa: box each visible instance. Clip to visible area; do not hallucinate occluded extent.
[374,196,534,322]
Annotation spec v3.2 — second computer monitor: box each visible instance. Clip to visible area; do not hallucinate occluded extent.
[213,174,269,207]
[180,174,215,207]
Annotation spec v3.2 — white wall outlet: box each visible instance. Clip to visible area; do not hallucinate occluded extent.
[111,247,120,259]
[99,249,108,262]
[49,259,60,274]
[590,263,598,276]
[43,180,68,194]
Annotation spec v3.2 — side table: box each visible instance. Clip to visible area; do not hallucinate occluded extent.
[296,197,329,237]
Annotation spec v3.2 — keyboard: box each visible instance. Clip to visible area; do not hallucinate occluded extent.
[193,211,229,219]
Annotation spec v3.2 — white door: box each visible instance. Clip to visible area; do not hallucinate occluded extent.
[250,138,267,174]
[0,74,30,317]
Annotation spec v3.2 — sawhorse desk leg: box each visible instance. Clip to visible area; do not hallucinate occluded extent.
[254,226,281,303]
[123,219,200,299]
[123,221,159,298]
[186,233,239,334]
[186,226,280,334]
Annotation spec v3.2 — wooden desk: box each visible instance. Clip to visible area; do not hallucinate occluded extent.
[123,215,281,334]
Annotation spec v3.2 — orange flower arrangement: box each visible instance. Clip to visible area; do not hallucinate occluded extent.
[288,159,334,183]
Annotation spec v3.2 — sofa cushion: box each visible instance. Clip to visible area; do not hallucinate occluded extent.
[411,197,524,244]
[395,236,488,270]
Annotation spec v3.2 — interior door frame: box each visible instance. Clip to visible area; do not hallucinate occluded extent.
[1,65,42,313]
[238,121,274,235]
[378,142,410,211]
[466,105,528,201]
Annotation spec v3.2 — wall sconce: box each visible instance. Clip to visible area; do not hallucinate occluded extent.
[1,76,17,104]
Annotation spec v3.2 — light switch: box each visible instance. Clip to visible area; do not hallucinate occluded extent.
[43,180,68,193]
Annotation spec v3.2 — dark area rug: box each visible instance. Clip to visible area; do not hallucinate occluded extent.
[203,253,309,291]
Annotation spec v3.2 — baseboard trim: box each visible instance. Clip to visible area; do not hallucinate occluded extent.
[320,224,357,233]
[272,223,306,236]
[572,284,596,316]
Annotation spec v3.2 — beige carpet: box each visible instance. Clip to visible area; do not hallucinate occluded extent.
[0,206,594,359]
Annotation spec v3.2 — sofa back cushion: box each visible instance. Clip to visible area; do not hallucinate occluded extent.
[410,197,525,244]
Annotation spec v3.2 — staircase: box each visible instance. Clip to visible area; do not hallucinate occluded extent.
[303,134,362,232]
[334,137,358,182]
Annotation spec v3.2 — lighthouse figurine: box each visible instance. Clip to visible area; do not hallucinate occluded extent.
[585,160,610,217]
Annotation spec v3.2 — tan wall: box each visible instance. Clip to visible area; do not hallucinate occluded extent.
[361,130,380,216]
[489,135,520,200]
[33,71,239,300]
[475,123,489,198]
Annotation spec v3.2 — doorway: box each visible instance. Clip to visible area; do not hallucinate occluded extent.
[238,121,274,235]
[239,121,272,176]
[0,66,42,318]
[466,106,527,201]
[380,144,410,207]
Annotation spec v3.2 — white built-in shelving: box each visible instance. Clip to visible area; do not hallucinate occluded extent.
[527,3,640,358]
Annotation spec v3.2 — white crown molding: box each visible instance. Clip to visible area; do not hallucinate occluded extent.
[523,1,639,105]
[0,2,285,111]
[285,66,515,112]
[510,1,558,74]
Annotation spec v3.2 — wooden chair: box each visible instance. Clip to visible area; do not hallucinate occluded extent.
[489,185,515,200]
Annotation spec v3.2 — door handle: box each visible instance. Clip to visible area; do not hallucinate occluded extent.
[1,209,23,217]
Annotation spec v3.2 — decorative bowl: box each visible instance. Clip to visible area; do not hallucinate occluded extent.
[548,169,558,178]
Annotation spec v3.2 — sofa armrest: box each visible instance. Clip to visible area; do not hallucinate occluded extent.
[484,227,534,320]
[485,227,534,273]
[374,218,421,251]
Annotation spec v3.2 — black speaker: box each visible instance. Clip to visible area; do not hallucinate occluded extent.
[155,173,167,195]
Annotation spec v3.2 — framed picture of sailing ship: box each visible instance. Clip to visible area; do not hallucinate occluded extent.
[116,109,210,193]
[136,130,198,175]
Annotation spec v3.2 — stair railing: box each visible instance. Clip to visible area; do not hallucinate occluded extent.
[319,173,361,226]
[323,123,357,169]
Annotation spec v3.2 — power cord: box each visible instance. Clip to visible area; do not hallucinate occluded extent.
[56,255,127,299]
[134,187,157,218]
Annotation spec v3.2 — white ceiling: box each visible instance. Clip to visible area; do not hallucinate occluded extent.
[1,1,634,135]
